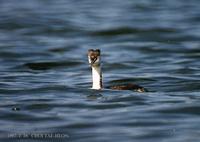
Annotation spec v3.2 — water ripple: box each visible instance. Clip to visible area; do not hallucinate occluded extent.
[0,0,200,142]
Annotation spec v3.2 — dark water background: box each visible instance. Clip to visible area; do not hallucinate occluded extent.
[0,0,200,141]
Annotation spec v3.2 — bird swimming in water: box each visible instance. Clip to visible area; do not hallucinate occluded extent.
[88,49,148,92]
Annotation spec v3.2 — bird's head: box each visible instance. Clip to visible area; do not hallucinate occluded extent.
[88,49,101,67]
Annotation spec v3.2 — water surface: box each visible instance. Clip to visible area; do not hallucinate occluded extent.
[0,0,200,142]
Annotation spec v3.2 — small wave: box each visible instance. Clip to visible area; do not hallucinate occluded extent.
[90,27,177,36]
[23,61,82,70]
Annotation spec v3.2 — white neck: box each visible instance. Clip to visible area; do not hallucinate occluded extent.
[91,65,102,90]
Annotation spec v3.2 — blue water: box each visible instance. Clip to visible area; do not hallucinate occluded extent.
[0,0,200,142]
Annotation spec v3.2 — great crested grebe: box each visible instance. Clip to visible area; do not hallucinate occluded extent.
[88,49,148,92]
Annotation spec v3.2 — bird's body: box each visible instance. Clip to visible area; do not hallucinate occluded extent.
[109,84,147,92]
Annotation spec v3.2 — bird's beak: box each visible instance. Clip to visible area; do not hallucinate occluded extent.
[91,57,97,65]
